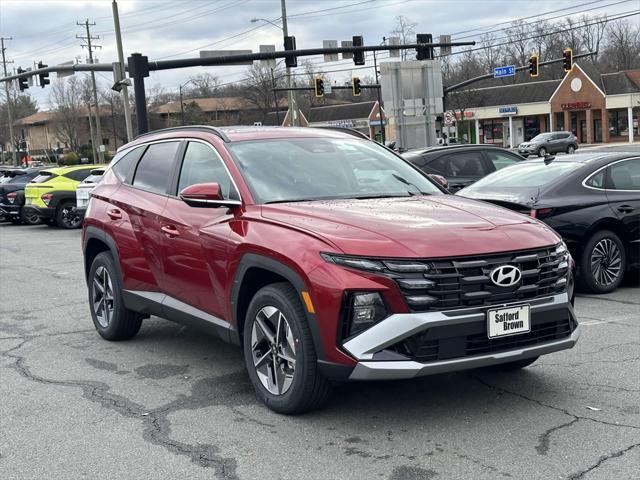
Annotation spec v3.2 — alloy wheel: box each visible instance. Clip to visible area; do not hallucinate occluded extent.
[22,211,41,225]
[61,206,82,228]
[92,265,115,328]
[538,147,547,157]
[250,305,297,396]
[567,145,575,154]
[590,238,622,287]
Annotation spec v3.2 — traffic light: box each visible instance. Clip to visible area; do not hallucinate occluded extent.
[17,68,28,92]
[38,62,50,88]
[352,77,361,96]
[563,48,573,72]
[352,35,365,66]
[529,54,539,78]
[284,36,297,68]
[314,77,324,98]
[416,33,433,60]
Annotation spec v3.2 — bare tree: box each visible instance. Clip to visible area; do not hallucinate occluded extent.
[603,19,640,71]
[505,20,530,68]
[240,63,286,121]
[390,15,417,60]
[579,14,607,63]
[560,17,583,54]
[185,73,220,98]
[49,77,85,151]
[479,33,499,72]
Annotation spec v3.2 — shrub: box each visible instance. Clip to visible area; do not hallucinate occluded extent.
[60,152,80,165]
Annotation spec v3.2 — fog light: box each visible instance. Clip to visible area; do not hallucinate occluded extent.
[346,292,388,338]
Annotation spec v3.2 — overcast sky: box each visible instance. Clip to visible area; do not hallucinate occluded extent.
[0,0,635,109]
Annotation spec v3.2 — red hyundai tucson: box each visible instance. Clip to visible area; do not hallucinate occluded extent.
[82,126,579,413]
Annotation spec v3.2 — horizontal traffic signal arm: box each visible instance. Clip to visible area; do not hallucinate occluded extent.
[273,84,380,92]
[0,40,476,84]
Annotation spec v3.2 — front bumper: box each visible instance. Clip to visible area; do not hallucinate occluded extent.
[344,292,579,380]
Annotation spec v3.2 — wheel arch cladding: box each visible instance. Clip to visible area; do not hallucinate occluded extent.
[231,253,326,361]
[586,218,629,248]
[83,226,121,283]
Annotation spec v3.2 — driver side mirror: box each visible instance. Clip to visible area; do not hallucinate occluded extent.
[428,174,449,190]
[179,183,241,208]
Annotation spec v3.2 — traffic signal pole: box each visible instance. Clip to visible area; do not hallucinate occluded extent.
[1,37,16,165]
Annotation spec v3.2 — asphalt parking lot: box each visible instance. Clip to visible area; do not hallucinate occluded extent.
[1,223,638,480]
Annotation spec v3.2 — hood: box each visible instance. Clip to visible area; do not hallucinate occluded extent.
[261,195,559,258]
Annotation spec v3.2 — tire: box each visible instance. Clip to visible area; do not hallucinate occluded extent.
[566,144,576,154]
[88,252,142,340]
[8,216,21,225]
[537,147,547,157]
[243,282,331,414]
[578,230,626,294]
[56,201,83,229]
[20,208,42,225]
[488,356,539,371]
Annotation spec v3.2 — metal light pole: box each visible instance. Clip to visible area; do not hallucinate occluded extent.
[372,38,386,144]
[1,37,16,165]
[179,78,196,126]
[112,0,134,141]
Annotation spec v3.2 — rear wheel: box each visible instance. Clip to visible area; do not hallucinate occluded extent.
[243,283,331,414]
[20,208,41,225]
[56,201,83,229]
[579,230,626,294]
[88,252,142,340]
[537,147,547,157]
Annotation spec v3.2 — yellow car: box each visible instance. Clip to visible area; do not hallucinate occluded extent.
[24,165,105,229]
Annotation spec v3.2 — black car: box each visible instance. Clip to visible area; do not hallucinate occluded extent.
[0,168,44,225]
[402,145,525,192]
[457,153,640,293]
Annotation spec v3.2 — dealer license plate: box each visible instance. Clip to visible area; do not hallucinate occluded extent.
[487,305,530,338]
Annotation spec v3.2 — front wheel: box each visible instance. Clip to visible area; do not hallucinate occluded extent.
[567,144,576,154]
[56,202,83,229]
[579,230,626,294]
[243,283,331,414]
[537,147,547,157]
[88,252,142,340]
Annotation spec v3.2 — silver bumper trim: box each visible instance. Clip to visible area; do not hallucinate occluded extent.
[349,325,581,380]
[343,293,571,361]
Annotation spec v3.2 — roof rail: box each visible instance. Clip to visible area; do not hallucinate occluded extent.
[312,126,372,140]
[135,125,230,142]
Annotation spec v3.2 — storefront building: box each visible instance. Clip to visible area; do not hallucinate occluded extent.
[451,64,639,147]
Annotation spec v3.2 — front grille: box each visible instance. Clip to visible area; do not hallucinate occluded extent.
[385,246,568,312]
[390,317,575,363]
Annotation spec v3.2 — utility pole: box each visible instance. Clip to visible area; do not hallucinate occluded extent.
[112,0,133,141]
[77,20,105,163]
[372,38,386,144]
[1,37,16,165]
[280,0,296,126]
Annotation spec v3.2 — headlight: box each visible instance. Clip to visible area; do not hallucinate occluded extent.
[554,241,573,294]
[321,253,385,271]
[342,292,388,338]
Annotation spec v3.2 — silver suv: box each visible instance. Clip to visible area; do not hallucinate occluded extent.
[518,131,578,158]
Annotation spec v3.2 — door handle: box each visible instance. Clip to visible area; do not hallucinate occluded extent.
[617,205,634,214]
[161,225,180,238]
[107,208,122,220]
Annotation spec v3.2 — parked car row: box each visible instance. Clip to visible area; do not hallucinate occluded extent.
[0,164,104,228]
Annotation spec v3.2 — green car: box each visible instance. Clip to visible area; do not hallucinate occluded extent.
[24,165,104,229]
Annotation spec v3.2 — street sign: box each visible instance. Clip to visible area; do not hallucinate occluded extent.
[323,41,338,62]
[494,65,516,78]
[259,45,276,67]
[444,111,454,125]
[388,37,400,57]
[341,41,353,59]
[200,50,253,66]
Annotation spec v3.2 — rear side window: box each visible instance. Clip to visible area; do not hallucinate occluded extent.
[31,172,58,183]
[64,169,93,182]
[112,146,146,181]
[608,159,640,190]
[486,151,521,170]
[132,141,180,194]
[585,170,605,188]
[430,152,489,177]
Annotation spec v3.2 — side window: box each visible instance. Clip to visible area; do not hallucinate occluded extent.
[585,170,605,189]
[431,152,488,177]
[177,142,237,199]
[112,146,146,182]
[486,151,520,170]
[64,169,92,182]
[608,159,640,191]
[132,141,180,194]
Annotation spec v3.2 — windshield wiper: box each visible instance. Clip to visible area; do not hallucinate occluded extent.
[391,173,429,196]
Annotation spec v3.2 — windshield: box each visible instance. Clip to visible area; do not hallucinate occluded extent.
[8,174,29,184]
[530,133,554,142]
[464,161,582,190]
[228,137,442,204]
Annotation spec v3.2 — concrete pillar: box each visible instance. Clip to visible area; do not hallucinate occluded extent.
[629,106,634,143]
[549,113,553,132]
[586,109,594,144]
[475,119,480,144]
[564,110,571,135]
[602,108,609,143]
[509,115,514,148]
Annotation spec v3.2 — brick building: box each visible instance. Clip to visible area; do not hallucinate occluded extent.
[448,64,639,147]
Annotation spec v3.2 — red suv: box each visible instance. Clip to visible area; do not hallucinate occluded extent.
[82,126,580,413]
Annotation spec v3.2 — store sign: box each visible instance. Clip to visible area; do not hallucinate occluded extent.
[499,106,518,115]
[328,120,354,128]
[454,111,474,120]
[561,102,591,110]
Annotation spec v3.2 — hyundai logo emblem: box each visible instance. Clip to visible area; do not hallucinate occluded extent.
[490,265,522,287]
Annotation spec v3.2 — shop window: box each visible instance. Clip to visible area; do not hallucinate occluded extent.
[523,116,540,141]
[482,121,503,144]
[555,113,564,131]
[608,111,629,137]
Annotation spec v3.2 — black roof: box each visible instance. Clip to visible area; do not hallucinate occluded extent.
[450,80,561,109]
[402,144,509,157]
[308,101,376,123]
[522,151,635,166]
[602,71,640,95]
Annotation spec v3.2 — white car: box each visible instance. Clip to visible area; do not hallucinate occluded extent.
[76,168,104,213]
